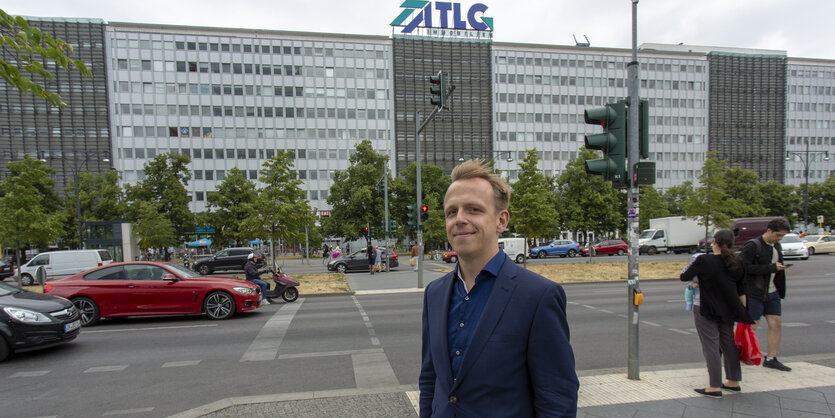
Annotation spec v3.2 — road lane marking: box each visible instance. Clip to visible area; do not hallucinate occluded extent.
[278,348,383,360]
[826,320,835,324]
[83,324,218,334]
[103,407,155,415]
[642,321,661,327]
[669,328,691,335]
[352,352,399,388]
[582,304,596,309]
[162,360,201,368]
[10,370,50,377]
[84,365,128,373]
[782,322,810,327]
[240,300,304,362]
[599,309,613,314]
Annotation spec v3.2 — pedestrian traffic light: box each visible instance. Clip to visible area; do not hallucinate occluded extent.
[406,204,417,228]
[429,71,446,109]
[420,204,429,222]
[584,101,626,184]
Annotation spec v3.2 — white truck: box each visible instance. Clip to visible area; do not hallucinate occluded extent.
[639,216,704,255]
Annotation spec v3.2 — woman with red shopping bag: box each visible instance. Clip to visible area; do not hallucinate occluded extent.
[681,229,754,397]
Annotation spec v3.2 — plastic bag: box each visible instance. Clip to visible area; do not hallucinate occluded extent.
[735,323,762,366]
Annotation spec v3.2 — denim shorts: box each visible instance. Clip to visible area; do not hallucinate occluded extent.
[748,291,781,320]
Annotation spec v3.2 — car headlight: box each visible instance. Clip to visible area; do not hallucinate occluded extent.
[3,307,52,323]
[233,287,257,295]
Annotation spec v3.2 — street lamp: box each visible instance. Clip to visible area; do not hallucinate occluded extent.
[786,145,829,234]
[70,152,110,249]
[457,151,514,162]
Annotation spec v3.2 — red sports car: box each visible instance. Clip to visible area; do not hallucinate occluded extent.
[44,262,263,326]
[581,240,629,257]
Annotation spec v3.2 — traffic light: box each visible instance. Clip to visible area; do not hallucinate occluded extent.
[420,204,429,222]
[363,226,369,235]
[429,71,446,109]
[584,101,626,184]
[406,204,417,228]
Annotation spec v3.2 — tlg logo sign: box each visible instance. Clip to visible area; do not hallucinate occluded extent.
[391,1,494,34]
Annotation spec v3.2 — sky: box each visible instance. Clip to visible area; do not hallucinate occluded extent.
[7,0,835,60]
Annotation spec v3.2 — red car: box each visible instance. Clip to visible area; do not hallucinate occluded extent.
[581,240,629,257]
[442,251,458,263]
[43,262,263,326]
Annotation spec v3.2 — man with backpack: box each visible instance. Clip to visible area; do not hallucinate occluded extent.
[738,218,792,371]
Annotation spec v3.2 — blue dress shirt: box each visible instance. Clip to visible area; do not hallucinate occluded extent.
[447,250,505,379]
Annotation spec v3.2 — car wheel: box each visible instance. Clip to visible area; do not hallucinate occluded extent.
[568,249,577,258]
[647,246,657,255]
[204,291,235,320]
[282,287,299,302]
[198,265,211,275]
[20,273,34,286]
[336,263,347,274]
[688,247,697,254]
[72,296,100,327]
[515,254,525,264]
[0,336,9,362]
[617,249,624,256]
[538,250,547,259]
[449,255,458,264]
[808,247,815,256]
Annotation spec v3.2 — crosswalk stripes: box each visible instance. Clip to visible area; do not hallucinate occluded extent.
[240,299,305,362]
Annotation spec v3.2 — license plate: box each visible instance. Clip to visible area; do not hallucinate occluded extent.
[64,320,81,333]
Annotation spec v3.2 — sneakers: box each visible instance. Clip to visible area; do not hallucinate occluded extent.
[763,358,792,371]
[262,299,270,305]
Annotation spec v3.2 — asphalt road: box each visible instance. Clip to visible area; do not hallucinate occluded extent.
[1,254,833,417]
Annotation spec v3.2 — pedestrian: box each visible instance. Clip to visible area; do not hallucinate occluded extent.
[739,218,792,371]
[681,229,753,397]
[411,242,418,271]
[419,159,578,416]
[367,242,375,274]
[322,244,329,264]
[374,245,382,273]
[333,244,341,258]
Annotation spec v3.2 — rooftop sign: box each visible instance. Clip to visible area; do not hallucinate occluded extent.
[391,1,493,38]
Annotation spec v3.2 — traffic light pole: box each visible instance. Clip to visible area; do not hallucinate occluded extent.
[626,0,641,381]
[384,162,391,272]
[416,107,441,288]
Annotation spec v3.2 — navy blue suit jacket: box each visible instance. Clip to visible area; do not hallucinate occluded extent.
[419,254,579,417]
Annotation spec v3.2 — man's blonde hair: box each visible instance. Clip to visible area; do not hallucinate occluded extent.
[450,159,510,213]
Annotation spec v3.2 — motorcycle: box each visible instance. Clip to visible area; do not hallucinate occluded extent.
[261,267,300,303]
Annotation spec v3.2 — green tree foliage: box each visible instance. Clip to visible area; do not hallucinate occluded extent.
[805,175,835,230]
[206,167,257,246]
[0,156,65,285]
[638,185,669,231]
[125,153,192,237]
[759,180,799,224]
[662,181,694,215]
[556,148,624,243]
[508,150,557,265]
[322,141,388,245]
[0,9,92,108]
[722,167,765,217]
[241,151,314,266]
[682,152,743,243]
[389,160,451,247]
[60,170,126,247]
[132,201,177,250]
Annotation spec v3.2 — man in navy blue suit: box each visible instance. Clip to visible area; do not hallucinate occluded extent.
[419,159,579,417]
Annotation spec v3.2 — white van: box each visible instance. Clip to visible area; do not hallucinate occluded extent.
[17,250,113,285]
[498,238,527,264]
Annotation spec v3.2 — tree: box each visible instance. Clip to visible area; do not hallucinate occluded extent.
[556,148,624,244]
[682,152,744,245]
[125,153,193,238]
[0,156,65,285]
[60,170,126,247]
[241,151,314,267]
[389,161,451,248]
[508,150,558,267]
[663,181,694,216]
[206,167,257,247]
[806,176,835,231]
[132,201,177,250]
[0,9,92,109]
[759,180,800,225]
[637,185,669,231]
[721,167,765,217]
[322,141,388,245]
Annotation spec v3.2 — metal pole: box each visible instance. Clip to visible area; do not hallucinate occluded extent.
[305,226,309,264]
[75,157,83,249]
[626,0,641,381]
[416,111,424,288]
[804,140,809,234]
[384,163,390,272]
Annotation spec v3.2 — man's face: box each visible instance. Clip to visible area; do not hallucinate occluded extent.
[443,177,509,261]
[764,229,788,244]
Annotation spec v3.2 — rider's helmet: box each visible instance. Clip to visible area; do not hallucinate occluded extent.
[247,253,255,260]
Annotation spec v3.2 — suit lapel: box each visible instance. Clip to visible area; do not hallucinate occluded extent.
[451,258,519,388]
[430,272,455,385]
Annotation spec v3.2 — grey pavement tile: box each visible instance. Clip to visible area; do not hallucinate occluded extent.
[780,397,833,415]
[679,396,734,413]
[730,400,782,417]
[812,386,835,404]
[578,404,637,418]
[775,388,830,403]
[202,392,417,418]
[629,399,687,417]
[683,405,732,418]
[726,392,781,408]
[781,410,835,418]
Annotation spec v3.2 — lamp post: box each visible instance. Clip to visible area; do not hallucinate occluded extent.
[70,153,110,249]
[457,151,514,163]
[786,145,829,234]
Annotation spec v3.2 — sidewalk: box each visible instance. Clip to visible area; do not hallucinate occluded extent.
[171,357,835,417]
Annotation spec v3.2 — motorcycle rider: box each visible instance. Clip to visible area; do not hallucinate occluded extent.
[244,253,270,305]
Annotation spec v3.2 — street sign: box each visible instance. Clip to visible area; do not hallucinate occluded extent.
[319,210,330,217]
[818,215,824,223]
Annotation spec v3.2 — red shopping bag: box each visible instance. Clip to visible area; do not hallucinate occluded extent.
[735,323,762,366]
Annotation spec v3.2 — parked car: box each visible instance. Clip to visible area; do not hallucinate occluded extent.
[529,240,580,258]
[191,247,264,275]
[779,233,809,260]
[803,234,835,255]
[44,262,263,326]
[327,247,399,273]
[0,261,14,280]
[443,251,458,263]
[1,281,81,362]
[16,250,113,286]
[581,240,629,257]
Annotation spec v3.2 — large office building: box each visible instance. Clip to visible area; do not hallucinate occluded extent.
[2,14,834,215]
